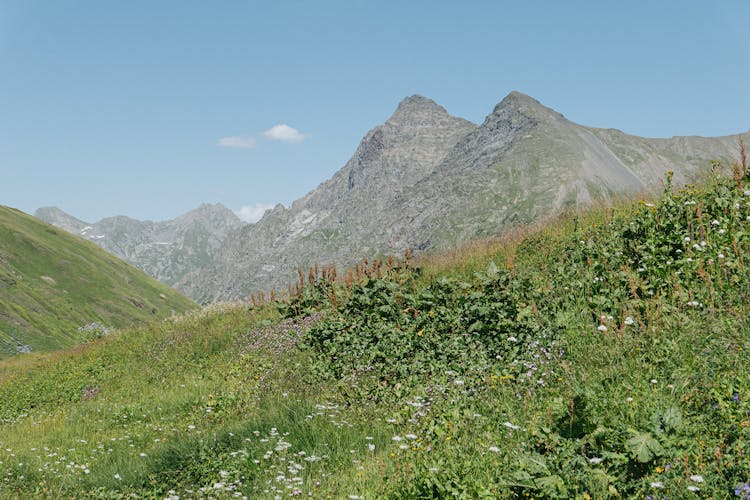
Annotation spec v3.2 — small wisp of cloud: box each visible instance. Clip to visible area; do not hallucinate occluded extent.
[217,136,257,149]
[236,203,275,223]
[263,124,307,143]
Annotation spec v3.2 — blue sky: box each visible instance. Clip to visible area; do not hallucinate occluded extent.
[2,1,750,222]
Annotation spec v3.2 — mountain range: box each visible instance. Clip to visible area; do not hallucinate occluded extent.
[175,92,749,302]
[35,203,243,287]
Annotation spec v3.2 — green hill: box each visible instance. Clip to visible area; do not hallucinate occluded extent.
[0,206,197,357]
[0,171,749,498]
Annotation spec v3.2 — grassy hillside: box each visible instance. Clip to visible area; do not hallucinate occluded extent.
[0,170,749,498]
[0,206,197,357]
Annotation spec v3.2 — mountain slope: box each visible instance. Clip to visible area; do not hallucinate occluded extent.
[0,206,197,357]
[181,92,748,302]
[35,204,243,288]
[178,96,476,302]
[402,92,747,248]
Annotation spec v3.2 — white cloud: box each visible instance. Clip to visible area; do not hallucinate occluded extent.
[262,124,307,143]
[236,203,275,223]
[217,136,257,149]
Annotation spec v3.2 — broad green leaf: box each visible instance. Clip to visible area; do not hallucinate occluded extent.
[535,474,568,498]
[626,430,664,463]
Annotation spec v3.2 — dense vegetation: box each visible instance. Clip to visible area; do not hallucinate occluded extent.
[1,169,749,498]
[0,206,197,357]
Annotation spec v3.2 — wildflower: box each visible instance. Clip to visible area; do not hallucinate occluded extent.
[733,393,740,403]
[405,434,417,440]
[626,397,634,402]
[650,379,657,384]
[735,483,750,497]
[588,457,603,464]
[687,301,699,307]
[507,336,517,342]
[597,325,608,332]
[624,316,634,325]
[690,475,704,483]
[114,473,122,480]
[650,481,664,488]
[687,485,700,492]
[488,446,500,453]
[392,436,403,442]
[367,444,375,452]
[503,422,520,430]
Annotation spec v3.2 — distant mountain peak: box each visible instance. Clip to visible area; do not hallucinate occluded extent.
[33,206,87,232]
[386,94,456,128]
[35,203,244,288]
[489,91,565,123]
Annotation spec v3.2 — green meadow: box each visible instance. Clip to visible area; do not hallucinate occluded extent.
[1,169,749,498]
[0,206,196,357]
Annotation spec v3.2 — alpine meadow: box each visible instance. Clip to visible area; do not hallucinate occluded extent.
[3,3,750,499]
[2,163,750,497]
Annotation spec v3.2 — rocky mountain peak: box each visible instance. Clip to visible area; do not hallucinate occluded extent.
[182,203,238,220]
[385,94,456,129]
[33,206,87,232]
[487,91,566,125]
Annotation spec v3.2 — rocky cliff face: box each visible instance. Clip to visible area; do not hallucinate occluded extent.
[35,204,243,287]
[179,92,748,302]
